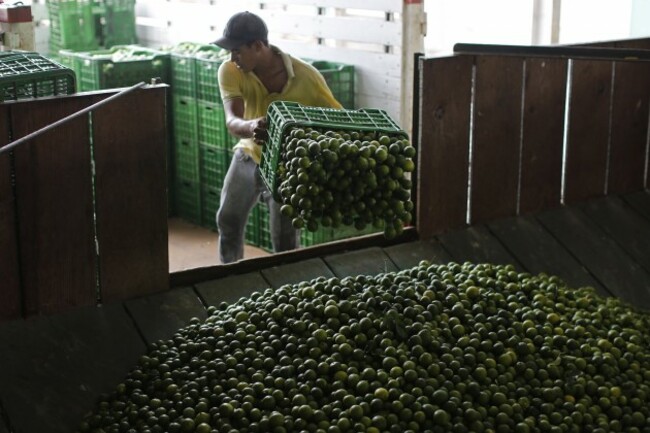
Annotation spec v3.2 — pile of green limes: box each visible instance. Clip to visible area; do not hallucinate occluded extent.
[274,127,416,239]
[78,262,650,433]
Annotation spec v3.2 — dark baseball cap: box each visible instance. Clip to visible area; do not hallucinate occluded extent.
[213,11,268,50]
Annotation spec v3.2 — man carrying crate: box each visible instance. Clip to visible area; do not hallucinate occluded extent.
[213,11,342,263]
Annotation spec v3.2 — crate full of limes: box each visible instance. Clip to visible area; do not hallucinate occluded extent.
[58,45,170,92]
[260,101,415,240]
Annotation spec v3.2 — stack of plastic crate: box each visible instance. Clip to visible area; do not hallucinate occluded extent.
[46,0,137,56]
[101,0,137,48]
[167,42,204,226]
[162,42,231,229]
[303,58,355,109]
[193,45,231,231]
[0,51,76,102]
[46,0,99,55]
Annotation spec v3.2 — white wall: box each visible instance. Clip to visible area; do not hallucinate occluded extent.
[134,0,424,133]
[423,0,649,54]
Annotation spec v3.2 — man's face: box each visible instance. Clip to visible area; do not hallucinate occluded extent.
[229,42,260,73]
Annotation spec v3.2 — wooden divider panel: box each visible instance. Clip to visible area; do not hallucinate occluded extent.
[519,58,568,215]
[92,87,169,302]
[613,38,650,50]
[11,97,97,316]
[471,56,524,223]
[607,61,650,195]
[418,56,472,238]
[0,105,21,320]
[564,60,613,204]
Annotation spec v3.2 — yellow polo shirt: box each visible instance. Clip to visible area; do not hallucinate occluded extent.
[218,45,343,164]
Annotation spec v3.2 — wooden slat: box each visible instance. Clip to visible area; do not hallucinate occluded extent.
[261,258,335,288]
[125,287,207,345]
[519,58,567,214]
[471,56,524,223]
[613,38,650,50]
[564,60,612,204]
[581,196,650,274]
[383,240,453,270]
[195,272,270,307]
[417,56,473,237]
[607,61,650,194]
[537,206,650,310]
[623,190,650,221]
[324,247,398,278]
[0,105,21,321]
[437,225,523,270]
[11,97,97,316]
[0,411,8,433]
[0,303,145,433]
[488,215,605,295]
[92,87,169,302]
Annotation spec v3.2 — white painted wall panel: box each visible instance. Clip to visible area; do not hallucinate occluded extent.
[133,0,417,127]
[260,0,402,13]
[261,13,402,47]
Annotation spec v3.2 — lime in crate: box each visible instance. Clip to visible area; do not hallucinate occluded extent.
[58,45,170,92]
[260,101,415,240]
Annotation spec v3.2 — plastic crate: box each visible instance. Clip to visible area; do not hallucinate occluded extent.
[245,204,260,247]
[60,45,170,92]
[301,223,381,247]
[200,144,228,189]
[201,186,220,231]
[0,52,76,102]
[173,95,199,142]
[174,137,200,183]
[260,101,407,197]
[195,45,228,103]
[167,42,202,98]
[102,0,137,48]
[175,179,201,225]
[47,0,99,52]
[257,203,273,252]
[307,59,355,109]
[198,101,228,148]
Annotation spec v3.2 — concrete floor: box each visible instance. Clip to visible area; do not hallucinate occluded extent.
[167,217,270,272]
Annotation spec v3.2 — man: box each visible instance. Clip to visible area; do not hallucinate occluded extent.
[213,11,342,264]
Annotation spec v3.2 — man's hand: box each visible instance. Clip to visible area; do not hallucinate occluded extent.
[250,117,269,145]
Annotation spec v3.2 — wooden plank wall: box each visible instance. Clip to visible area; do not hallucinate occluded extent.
[0,87,169,321]
[417,42,650,239]
[0,105,21,320]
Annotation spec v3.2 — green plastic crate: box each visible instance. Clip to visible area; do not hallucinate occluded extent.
[173,95,199,142]
[200,145,228,189]
[47,0,98,52]
[102,0,137,48]
[260,101,406,198]
[168,42,203,98]
[195,45,228,103]
[0,52,76,102]
[166,43,223,99]
[175,179,201,225]
[306,59,355,109]
[301,223,381,247]
[174,137,199,183]
[198,101,228,148]
[201,186,220,231]
[257,203,273,252]
[60,45,170,92]
[245,204,260,247]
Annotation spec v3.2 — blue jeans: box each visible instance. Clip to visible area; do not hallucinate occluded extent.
[216,148,299,263]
